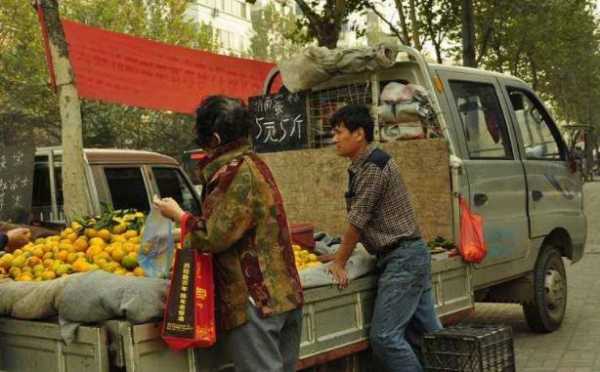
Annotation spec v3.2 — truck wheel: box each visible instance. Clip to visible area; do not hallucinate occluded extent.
[523,246,567,332]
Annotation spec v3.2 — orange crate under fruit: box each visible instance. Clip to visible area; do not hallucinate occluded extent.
[290,223,315,251]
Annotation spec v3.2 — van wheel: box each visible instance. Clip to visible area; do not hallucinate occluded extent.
[522,246,567,332]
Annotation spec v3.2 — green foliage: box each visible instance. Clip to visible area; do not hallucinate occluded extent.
[463,0,600,126]
[0,0,218,160]
[249,2,307,62]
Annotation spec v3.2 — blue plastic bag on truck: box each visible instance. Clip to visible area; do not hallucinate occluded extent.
[139,208,174,278]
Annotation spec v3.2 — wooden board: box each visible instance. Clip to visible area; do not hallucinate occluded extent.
[262,139,452,241]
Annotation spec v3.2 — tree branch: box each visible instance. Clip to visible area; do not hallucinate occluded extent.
[364,2,407,44]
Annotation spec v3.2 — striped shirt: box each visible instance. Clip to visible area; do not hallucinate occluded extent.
[346,146,420,253]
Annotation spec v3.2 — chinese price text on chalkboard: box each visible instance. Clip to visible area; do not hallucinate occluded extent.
[0,145,35,224]
[249,92,308,153]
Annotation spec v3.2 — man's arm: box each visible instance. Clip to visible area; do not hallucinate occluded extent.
[329,164,385,288]
[329,223,361,288]
[1,228,31,252]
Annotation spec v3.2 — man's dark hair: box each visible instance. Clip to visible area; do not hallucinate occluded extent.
[195,95,252,146]
[329,104,374,142]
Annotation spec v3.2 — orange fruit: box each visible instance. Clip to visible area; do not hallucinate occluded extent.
[121,255,138,270]
[9,267,21,278]
[133,267,145,277]
[56,250,69,262]
[33,264,44,274]
[26,257,42,267]
[60,228,73,238]
[56,264,73,275]
[66,253,78,263]
[89,237,106,248]
[112,224,127,235]
[41,271,56,280]
[111,247,126,262]
[66,232,79,243]
[11,256,26,268]
[86,245,104,259]
[104,262,119,273]
[73,239,88,252]
[32,246,44,258]
[85,228,98,239]
[124,230,138,239]
[111,235,126,243]
[17,273,33,281]
[97,229,112,242]
[73,260,89,273]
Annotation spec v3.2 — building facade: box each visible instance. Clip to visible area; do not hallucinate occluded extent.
[186,0,253,55]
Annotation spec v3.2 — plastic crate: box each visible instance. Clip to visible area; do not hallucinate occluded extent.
[423,325,515,372]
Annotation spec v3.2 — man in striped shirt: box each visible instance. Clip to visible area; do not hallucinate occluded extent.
[328,104,442,372]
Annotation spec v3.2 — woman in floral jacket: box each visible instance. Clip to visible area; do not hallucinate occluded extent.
[154,95,303,372]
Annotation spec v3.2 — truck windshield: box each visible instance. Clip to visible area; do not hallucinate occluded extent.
[152,167,201,216]
[104,167,150,213]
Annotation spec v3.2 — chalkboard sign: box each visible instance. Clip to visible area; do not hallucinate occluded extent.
[249,91,308,153]
[0,143,35,224]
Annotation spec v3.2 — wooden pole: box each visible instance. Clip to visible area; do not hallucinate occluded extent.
[462,0,476,67]
[37,0,92,221]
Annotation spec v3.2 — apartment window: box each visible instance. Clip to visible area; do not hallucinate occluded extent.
[240,2,247,18]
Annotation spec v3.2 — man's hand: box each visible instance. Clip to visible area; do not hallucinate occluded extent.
[152,195,185,222]
[328,261,349,289]
[6,228,31,250]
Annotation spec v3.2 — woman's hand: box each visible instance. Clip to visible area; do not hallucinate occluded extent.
[152,195,185,222]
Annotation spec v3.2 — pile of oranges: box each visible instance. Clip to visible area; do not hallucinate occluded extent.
[292,244,321,271]
[0,214,146,282]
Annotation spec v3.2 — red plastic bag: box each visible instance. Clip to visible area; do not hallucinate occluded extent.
[459,197,487,263]
[161,216,216,350]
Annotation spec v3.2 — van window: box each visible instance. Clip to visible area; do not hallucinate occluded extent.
[507,89,564,160]
[31,163,64,221]
[449,81,513,159]
[152,167,201,216]
[104,167,149,212]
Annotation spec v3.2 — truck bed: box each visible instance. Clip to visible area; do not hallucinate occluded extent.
[0,254,471,372]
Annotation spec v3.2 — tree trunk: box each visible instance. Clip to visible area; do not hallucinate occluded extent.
[462,0,476,67]
[393,0,412,46]
[38,0,92,220]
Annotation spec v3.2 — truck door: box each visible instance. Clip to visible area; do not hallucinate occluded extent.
[438,71,529,282]
[500,85,585,259]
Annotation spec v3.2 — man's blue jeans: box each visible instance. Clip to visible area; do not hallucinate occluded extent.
[370,239,443,372]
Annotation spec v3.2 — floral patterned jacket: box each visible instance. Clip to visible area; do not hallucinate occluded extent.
[182,140,303,330]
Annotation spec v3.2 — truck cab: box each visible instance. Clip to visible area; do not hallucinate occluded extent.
[30,147,201,225]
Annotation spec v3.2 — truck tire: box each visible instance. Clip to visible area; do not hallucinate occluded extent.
[523,246,567,332]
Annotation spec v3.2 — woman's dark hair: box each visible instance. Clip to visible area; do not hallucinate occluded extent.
[195,95,252,146]
[329,104,374,142]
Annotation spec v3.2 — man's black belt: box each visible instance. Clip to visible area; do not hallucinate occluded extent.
[376,236,421,257]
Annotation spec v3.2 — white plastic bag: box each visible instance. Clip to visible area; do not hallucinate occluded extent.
[139,208,174,278]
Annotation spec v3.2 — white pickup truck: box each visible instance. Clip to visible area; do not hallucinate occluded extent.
[0,44,587,372]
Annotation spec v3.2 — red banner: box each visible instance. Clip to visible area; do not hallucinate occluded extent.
[60,20,275,114]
